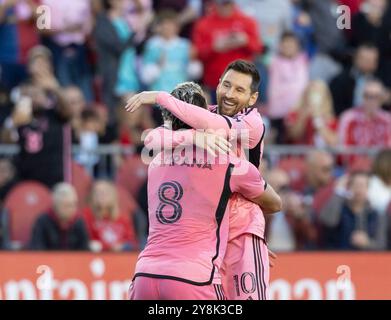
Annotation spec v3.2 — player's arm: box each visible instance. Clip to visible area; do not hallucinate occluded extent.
[230,160,282,214]
[125,91,233,131]
[144,126,195,152]
[251,183,282,214]
[144,126,231,157]
[125,92,264,146]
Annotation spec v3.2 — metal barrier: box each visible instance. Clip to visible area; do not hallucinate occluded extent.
[0,143,383,178]
[0,144,383,156]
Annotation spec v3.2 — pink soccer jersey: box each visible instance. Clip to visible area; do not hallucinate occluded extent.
[133,152,266,285]
[152,93,267,239]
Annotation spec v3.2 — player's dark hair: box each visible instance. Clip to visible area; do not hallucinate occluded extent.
[161,82,207,131]
[221,60,260,93]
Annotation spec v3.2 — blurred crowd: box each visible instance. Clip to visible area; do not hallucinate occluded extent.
[0,0,391,252]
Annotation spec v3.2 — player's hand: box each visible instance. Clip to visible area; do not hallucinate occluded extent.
[124,91,160,113]
[194,130,232,157]
[268,249,277,268]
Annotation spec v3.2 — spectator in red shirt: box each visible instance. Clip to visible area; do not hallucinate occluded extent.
[285,80,338,147]
[192,0,262,99]
[83,180,138,252]
[338,79,391,148]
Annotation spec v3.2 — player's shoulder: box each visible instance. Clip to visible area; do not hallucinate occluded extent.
[233,107,263,124]
[228,155,256,175]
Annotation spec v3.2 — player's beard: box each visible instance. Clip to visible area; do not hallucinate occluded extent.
[217,96,250,116]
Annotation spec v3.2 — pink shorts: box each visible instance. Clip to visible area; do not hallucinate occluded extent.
[128,277,227,300]
[221,234,269,300]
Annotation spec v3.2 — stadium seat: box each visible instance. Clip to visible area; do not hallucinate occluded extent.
[4,181,52,249]
[71,161,93,208]
[116,155,148,198]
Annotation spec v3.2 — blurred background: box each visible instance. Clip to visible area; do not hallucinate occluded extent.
[0,0,390,300]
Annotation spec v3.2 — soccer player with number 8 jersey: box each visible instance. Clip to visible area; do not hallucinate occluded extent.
[128,81,281,300]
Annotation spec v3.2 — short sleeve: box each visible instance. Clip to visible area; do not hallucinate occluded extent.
[229,159,266,200]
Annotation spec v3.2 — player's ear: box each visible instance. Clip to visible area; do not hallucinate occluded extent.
[248,91,259,107]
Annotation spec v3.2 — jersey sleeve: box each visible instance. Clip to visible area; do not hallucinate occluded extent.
[229,159,267,200]
[156,92,264,148]
[157,92,234,132]
[230,109,264,149]
[144,126,195,152]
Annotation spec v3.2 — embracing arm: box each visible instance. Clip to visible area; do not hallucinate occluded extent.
[144,126,231,156]
[125,91,232,131]
[251,183,282,215]
[230,161,282,215]
[156,92,232,131]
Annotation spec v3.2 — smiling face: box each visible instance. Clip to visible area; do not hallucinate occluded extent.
[216,69,258,116]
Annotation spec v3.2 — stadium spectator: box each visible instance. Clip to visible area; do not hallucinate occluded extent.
[235,0,293,60]
[350,0,391,96]
[306,0,347,83]
[63,86,87,142]
[29,183,89,250]
[0,0,39,89]
[39,0,93,101]
[24,45,59,92]
[74,109,101,175]
[192,0,262,100]
[94,0,140,123]
[118,100,156,154]
[291,149,335,196]
[140,10,202,92]
[290,0,316,58]
[267,168,318,251]
[152,0,201,38]
[285,80,338,147]
[2,47,73,188]
[368,149,391,249]
[125,0,154,46]
[319,171,382,250]
[368,149,391,215]
[338,79,391,148]
[267,31,309,143]
[234,0,294,104]
[307,0,347,56]
[350,0,391,56]
[339,0,364,16]
[83,180,138,252]
[329,44,383,116]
